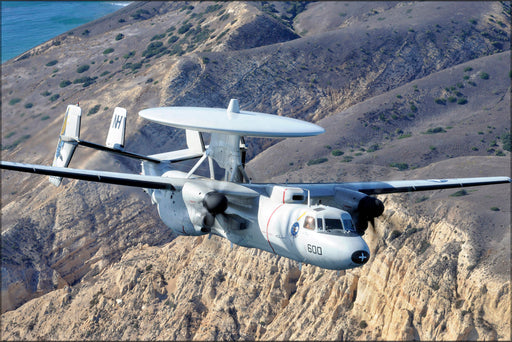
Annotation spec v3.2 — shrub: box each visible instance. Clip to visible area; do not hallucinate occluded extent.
[45,60,58,66]
[178,23,193,34]
[479,72,489,80]
[41,90,52,96]
[490,207,500,211]
[450,189,468,197]
[123,62,143,71]
[150,33,166,41]
[424,127,446,134]
[41,115,50,121]
[59,80,71,88]
[142,41,166,58]
[24,103,33,109]
[115,33,124,41]
[341,156,353,162]
[464,66,473,72]
[76,64,90,73]
[88,104,101,116]
[123,51,136,59]
[367,144,379,152]
[103,47,114,54]
[307,157,328,166]
[8,98,21,105]
[168,35,179,44]
[435,98,446,105]
[49,94,60,102]
[390,162,409,170]
[457,98,468,105]
[331,149,344,156]
[100,71,110,77]
[447,96,457,103]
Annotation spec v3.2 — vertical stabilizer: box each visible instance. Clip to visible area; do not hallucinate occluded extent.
[49,105,81,186]
[106,107,126,150]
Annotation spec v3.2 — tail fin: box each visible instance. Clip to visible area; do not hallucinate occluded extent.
[49,105,81,186]
[106,107,126,150]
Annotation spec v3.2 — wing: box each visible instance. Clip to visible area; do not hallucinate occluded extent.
[0,161,260,198]
[1,161,181,190]
[247,177,511,198]
[334,177,512,195]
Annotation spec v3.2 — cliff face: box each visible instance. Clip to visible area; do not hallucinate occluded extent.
[1,1,510,340]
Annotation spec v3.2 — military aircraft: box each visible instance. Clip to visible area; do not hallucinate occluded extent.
[1,99,510,270]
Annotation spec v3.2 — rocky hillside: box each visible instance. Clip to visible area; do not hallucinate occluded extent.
[1,1,510,340]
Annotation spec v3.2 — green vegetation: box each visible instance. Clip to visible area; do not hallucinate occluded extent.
[24,103,33,109]
[73,76,97,87]
[45,60,58,67]
[341,156,353,163]
[457,98,468,105]
[168,35,179,44]
[464,66,473,72]
[490,207,500,211]
[307,157,328,166]
[41,90,52,96]
[8,98,21,105]
[123,51,136,59]
[142,41,167,58]
[450,189,468,197]
[76,64,90,73]
[123,62,143,72]
[59,80,71,88]
[424,127,446,134]
[103,47,114,54]
[87,104,101,116]
[479,72,489,80]
[41,115,50,121]
[367,144,379,152]
[331,149,344,156]
[49,94,60,102]
[115,33,124,41]
[390,162,409,170]
[151,33,166,41]
[178,23,193,34]
[1,134,31,150]
[100,71,110,77]
[435,98,446,105]
[131,9,150,20]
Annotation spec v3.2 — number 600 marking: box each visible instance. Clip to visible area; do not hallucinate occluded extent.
[307,244,322,255]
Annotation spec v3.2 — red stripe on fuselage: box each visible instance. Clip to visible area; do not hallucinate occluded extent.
[266,204,284,254]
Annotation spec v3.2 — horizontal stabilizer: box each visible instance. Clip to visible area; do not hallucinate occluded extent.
[50,105,81,186]
[106,107,126,150]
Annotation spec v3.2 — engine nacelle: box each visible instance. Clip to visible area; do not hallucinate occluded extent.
[334,187,384,235]
[182,181,228,234]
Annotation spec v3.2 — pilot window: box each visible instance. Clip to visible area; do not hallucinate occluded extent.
[304,216,316,230]
[341,214,356,233]
[317,218,324,231]
[324,218,343,230]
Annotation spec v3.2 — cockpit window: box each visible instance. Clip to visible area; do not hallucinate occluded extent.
[341,214,356,233]
[304,216,316,230]
[324,218,343,231]
[317,218,324,230]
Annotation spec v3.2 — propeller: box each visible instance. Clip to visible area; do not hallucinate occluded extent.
[201,191,228,232]
[355,195,384,235]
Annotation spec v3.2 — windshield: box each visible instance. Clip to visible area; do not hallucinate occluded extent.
[324,218,343,231]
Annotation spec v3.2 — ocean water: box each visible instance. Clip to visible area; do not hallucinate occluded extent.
[1,1,129,63]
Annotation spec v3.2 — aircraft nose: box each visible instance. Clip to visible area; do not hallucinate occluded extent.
[351,249,370,265]
[346,236,370,267]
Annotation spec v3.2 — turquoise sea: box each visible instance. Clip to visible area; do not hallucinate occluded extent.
[1,1,129,63]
